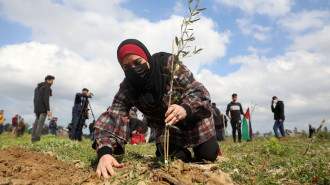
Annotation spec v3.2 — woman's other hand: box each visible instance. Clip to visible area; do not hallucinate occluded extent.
[165,104,187,126]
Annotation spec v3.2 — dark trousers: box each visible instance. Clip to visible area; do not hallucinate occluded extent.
[50,127,57,136]
[156,136,219,162]
[0,124,3,135]
[90,132,94,141]
[215,128,225,141]
[32,113,47,142]
[71,112,85,141]
[231,119,242,142]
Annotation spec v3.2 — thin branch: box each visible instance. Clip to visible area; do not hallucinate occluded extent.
[303,119,326,156]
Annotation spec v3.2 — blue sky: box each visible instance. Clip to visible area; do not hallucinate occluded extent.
[0,0,329,134]
[1,0,327,74]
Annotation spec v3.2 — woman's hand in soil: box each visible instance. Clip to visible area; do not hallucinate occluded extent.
[165,104,187,126]
[96,154,124,179]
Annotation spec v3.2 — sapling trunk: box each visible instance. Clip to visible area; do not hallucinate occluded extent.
[163,0,205,170]
[303,119,326,156]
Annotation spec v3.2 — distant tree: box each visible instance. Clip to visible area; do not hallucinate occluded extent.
[4,123,12,132]
[324,127,328,132]
[42,124,49,135]
[301,130,308,138]
[294,127,298,134]
[255,131,260,137]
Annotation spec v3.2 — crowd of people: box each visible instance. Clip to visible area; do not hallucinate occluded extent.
[0,38,318,180]
[0,112,28,137]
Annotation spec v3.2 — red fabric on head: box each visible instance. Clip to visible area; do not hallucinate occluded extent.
[117,44,149,65]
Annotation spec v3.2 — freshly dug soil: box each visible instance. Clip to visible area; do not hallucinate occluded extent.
[150,160,233,185]
[0,147,103,185]
[0,147,233,185]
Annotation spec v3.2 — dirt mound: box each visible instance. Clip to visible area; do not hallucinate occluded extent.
[0,147,233,185]
[0,147,103,185]
[150,160,233,185]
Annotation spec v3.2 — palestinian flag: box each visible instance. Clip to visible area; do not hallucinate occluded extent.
[242,108,250,141]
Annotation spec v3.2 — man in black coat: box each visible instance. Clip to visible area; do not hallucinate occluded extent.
[212,103,225,141]
[271,96,286,138]
[226,93,244,143]
[32,75,55,142]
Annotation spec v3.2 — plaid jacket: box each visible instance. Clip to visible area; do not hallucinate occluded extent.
[93,56,215,155]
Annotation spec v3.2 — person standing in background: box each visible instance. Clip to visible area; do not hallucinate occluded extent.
[0,110,5,135]
[32,75,55,143]
[212,103,224,141]
[220,113,228,141]
[226,93,244,143]
[71,88,91,141]
[11,114,19,137]
[271,96,286,139]
[17,118,25,137]
[89,121,95,141]
[49,117,58,137]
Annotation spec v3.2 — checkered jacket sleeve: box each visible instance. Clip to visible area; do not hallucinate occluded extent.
[93,81,132,155]
[176,64,212,118]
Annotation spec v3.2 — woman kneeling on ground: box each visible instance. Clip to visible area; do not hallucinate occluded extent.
[93,39,219,178]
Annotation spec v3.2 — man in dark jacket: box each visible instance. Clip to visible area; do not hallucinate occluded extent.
[212,103,224,141]
[49,117,58,137]
[71,88,91,141]
[226,93,244,143]
[271,96,286,138]
[309,124,315,138]
[220,113,228,140]
[32,75,55,142]
[89,121,95,141]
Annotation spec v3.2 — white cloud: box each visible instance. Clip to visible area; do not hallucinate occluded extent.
[214,0,293,17]
[0,42,123,127]
[247,46,272,54]
[289,26,330,54]
[173,1,186,15]
[0,0,229,73]
[0,0,229,129]
[278,10,330,32]
[0,0,329,135]
[236,18,272,41]
[196,51,330,133]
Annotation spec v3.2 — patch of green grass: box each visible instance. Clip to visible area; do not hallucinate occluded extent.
[218,134,330,184]
[0,131,329,184]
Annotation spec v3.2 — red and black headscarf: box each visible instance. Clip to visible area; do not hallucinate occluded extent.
[117,39,171,107]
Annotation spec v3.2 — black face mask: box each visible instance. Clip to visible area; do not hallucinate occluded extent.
[124,63,149,87]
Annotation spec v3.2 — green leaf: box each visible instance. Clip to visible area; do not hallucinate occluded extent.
[161,74,171,78]
[192,11,200,16]
[175,36,179,46]
[169,125,180,131]
[163,66,170,70]
[184,37,195,42]
[170,96,179,105]
[175,64,180,71]
[197,8,207,11]
[195,48,203,53]
[173,86,184,90]
[190,18,201,23]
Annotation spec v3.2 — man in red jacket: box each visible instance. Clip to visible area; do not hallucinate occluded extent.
[11,114,19,137]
